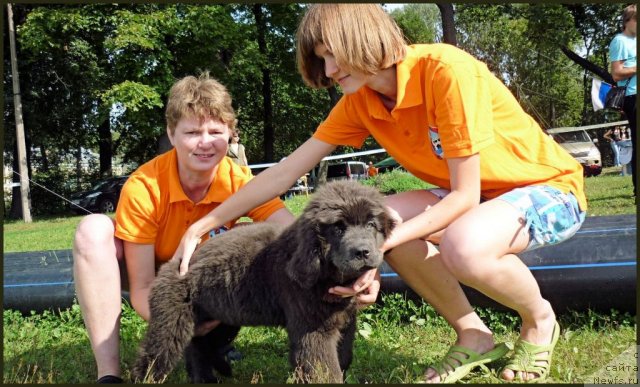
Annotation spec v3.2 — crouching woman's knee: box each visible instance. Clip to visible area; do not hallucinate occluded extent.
[438,233,482,284]
[73,214,120,262]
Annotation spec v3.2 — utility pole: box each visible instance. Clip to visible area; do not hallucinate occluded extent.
[7,3,32,222]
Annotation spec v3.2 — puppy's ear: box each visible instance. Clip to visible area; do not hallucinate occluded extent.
[381,209,397,240]
[285,219,322,289]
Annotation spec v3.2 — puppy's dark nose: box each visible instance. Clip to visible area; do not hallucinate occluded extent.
[355,249,370,260]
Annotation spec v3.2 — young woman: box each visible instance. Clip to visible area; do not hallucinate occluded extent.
[174,5,586,383]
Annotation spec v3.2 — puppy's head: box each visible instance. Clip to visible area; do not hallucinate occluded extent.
[286,180,395,288]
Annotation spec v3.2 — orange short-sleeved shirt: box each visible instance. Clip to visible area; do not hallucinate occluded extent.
[115,149,285,263]
[313,44,587,211]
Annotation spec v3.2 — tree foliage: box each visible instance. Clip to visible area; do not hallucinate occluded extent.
[3,3,626,216]
[391,4,441,45]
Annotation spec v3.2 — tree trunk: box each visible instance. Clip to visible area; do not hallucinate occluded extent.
[315,86,343,187]
[98,115,112,177]
[75,145,83,188]
[437,4,457,46]
[253,4,275,162]
[39,141,49,172]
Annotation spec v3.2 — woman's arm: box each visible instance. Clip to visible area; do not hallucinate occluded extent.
[175,137,336,274]
[123,241,157,321]
[331,153,482,305]
[381,153,481,252]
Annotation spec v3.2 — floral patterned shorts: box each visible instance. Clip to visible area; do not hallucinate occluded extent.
[497,185,586,252]
[427,185,586,252]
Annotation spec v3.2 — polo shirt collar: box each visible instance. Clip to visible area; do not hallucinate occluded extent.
[168,149,230,205]
[365,45,423,120]
[394,45,423,109]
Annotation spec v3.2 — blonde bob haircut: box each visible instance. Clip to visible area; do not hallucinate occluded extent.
[296,4,406,89]
[165,72,237,134]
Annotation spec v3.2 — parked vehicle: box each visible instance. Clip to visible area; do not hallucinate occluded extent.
[326,161,368,181]
[69,176,129,214]
[552,130,602,177]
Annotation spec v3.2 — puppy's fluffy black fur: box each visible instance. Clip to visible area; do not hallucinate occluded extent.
[132,181,394,383]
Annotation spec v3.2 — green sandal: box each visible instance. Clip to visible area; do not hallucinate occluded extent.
[502,321,560,383]
[425,343,510,383]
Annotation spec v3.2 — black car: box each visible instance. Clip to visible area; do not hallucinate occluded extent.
[69,176,129,214]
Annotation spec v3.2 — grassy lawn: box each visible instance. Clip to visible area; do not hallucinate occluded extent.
[3,169,637,383]
[583,167,636,216]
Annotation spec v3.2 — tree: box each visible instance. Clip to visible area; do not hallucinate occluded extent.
[390,4,440,44]
[563,4,626,124]
[455,4,583,129]
[227,4,330,163]
[437,4,456,45]
[5,4,624,216]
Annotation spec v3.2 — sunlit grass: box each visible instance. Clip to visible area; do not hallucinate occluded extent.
[3,171,636,383]
[3,295,635,383]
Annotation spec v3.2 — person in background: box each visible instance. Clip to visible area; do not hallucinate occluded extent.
[72,73,293,383]
[609,4,636,197]
[617,125,634,175]
[603,126,622,166]
[227,128,249,167]
[367,161,379,177]
[173,4,587,383]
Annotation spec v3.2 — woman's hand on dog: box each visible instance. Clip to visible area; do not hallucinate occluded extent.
[173,229,201,276]
[328,268,380,307]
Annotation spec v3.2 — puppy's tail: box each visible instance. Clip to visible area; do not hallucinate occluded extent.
[132,261,196,382]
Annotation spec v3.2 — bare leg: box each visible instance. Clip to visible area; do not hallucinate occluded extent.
[439,199,556,381]
[73,214,125,380]
[384,192,498,383]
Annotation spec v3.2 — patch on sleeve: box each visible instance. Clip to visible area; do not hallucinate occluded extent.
[429,126,444,159]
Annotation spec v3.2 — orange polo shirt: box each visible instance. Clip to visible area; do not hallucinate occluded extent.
[313,44,587,211]
[115,149,285,263]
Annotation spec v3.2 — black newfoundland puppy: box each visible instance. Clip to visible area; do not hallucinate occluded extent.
[132,180,394,383]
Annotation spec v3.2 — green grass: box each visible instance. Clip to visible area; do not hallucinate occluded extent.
[4,169,636,252]
[3,170,637,383]
[3,294,635,384]
[583,166,636,216]
[3,168,636,252]
[3,215,90,253]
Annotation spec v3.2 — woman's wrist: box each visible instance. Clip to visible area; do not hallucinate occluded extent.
[189,217,213,240]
